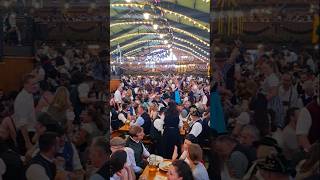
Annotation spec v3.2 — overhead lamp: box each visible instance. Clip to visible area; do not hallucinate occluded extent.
[125,0,132,2]
[164,40,168,44]
[153,24,159,30]
[143,12,151,20]
[159,34,164,39]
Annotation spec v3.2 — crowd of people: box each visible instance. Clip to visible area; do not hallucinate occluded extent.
[110,74,212,180]
[0,29,319,180]
[0,42,108,180]
[109,41,319,180]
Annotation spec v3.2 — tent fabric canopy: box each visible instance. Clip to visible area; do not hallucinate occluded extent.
[110,0,210,61]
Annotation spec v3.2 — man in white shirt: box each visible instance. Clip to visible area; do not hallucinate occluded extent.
[153,108,166,134]
[14,74,38,154]
[114,86,123,105]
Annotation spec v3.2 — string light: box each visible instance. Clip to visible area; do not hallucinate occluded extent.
[110,39,163,54]
[143,12,151,20]
[153,24,159,30]
[115,39,208,61]
[173,37,209,55]
[110,21,209,46]
[111,32,155,42]
[112,38,208,57]
[110,32,209,55]
[111,3,209,31]
[171,27,209,46]
[173,42,209,61]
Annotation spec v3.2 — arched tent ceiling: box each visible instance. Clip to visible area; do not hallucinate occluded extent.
[110,0,210,62]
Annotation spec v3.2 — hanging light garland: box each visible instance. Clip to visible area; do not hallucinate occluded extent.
[171,27,210,46]
[111,3,209,31]
[111,32,208,55]
[112,39,208,60]
[110,39,162,54]
[173,42,209,61]
[110,21,209,46]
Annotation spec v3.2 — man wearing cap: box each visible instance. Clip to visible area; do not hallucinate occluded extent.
[110,137,142,174]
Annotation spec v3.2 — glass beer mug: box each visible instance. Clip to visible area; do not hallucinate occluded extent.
[149,155,157,172]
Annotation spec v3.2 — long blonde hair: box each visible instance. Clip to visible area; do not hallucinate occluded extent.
[51,86,71,111]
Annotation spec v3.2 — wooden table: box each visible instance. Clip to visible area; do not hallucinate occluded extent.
[140,164,168,180]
